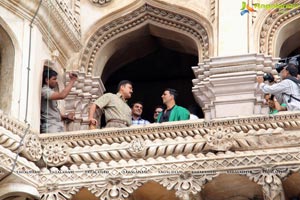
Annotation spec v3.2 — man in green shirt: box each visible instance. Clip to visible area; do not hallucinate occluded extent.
[157,88,190,122]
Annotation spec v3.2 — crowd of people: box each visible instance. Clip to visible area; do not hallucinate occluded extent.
[40,68,199,133]
[40,62,300,133]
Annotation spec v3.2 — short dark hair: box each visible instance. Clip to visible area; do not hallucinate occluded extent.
[154,105,164,111]
[286,63,298,77]
[117,80,132,91]
[131,101,144,108]
[42,68,57,85]
[164,88,178,100]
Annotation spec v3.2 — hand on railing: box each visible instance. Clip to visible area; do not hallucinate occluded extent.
[89,117,98,130]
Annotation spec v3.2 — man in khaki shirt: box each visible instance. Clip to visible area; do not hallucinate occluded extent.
[89,80,133,128]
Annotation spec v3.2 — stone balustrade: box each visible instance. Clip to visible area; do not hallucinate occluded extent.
[1,110,300,199]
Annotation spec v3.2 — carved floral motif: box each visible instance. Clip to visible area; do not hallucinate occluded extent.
[158,172,218,199]
[22,134,43,161]
[40,185,81,200]
[128,138,145,156]
[88,178,145,200]
[43,142,69,166]
[204,127,234,151]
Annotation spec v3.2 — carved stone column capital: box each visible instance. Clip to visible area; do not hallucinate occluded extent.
[192,53,278,120]
[64,71,104,131]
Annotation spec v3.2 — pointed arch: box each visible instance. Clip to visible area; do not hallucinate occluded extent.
[0,16,19,115]
[80,0,213,76]
[256,8,300,57]
[202,174,263,200]
[130,180,179,200]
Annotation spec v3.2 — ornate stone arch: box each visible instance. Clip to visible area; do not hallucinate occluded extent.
[257,7,300,57]
[0,16,19,115]
[0,183,40,200]
[80,0,213,75]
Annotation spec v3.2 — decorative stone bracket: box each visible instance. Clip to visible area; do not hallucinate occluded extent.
[64,71,105,131]
[192,53,279,120]
[88,178,145,200]
[157,172,218,200]
[247,165,300,200]
[40,185,81,200]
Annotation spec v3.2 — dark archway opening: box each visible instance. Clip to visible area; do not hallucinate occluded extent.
[102,45,203,123]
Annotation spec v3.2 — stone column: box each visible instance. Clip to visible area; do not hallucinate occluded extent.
[64,71,104,131]
[192,53,278,120]
[247,167,288,200]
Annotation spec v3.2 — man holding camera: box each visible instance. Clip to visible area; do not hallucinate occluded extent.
[257,63,300,111]
[41,68,78,133]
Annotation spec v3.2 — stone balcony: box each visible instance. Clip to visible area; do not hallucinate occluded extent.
[1,110,300,200]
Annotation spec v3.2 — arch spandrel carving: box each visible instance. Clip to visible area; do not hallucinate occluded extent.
[80,1,213,76]
[257,6,300,56]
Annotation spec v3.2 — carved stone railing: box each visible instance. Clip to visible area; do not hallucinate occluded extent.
[0,111,42,162]
[37,148,300,200]
[2,111,300,199]
[36,111,300,167]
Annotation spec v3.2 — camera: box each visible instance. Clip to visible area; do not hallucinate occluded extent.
[275,55,300,73]
[263,73,274,83]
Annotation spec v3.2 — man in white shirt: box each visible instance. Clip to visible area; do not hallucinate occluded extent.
[257,64,300,111]
[131,101,150,125]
